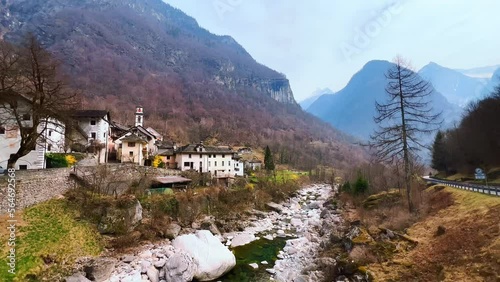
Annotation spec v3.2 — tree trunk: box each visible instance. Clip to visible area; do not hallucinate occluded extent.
[7,153,20,169]
[398,68,413,213]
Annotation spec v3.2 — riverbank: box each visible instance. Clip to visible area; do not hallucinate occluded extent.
[70,183,341,282]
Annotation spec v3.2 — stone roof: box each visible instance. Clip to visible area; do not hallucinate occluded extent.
[71,110,109,118]
[153,176,192,184]
[120,134,148,144]
[176,143,234,154]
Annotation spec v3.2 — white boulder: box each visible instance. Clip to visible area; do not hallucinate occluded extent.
[172,230,236,281]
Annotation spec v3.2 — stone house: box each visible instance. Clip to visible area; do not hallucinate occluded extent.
[70,110,111,163]
[245,159,263,171]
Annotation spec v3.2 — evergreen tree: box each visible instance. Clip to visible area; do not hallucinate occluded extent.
[264,146,275,171]
[431,130,448,173]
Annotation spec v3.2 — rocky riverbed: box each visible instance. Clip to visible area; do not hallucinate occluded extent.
[66,184,347,282]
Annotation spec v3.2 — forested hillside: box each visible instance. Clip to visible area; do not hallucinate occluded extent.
[432,85,500,174]
[0,0,367,169]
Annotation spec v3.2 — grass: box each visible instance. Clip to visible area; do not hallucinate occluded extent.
[248,169,307,184]
[0,199,103,281]
[367,186,500,281]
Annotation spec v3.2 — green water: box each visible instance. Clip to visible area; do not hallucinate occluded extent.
[219,237,288,282]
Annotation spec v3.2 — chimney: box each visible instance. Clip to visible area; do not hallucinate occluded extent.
[135,106,144,127]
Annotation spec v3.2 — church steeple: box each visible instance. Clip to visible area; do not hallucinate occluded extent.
[135,106,144,127]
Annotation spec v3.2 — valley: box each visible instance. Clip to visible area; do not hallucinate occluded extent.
[1,1,500,282]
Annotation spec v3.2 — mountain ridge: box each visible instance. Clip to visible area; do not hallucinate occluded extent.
[306,60,462,141]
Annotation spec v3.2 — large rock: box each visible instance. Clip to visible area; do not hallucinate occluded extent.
[172,230,236,281]
[83,258,117,282]
[164,251,197,282]
[230,233,256,247]
[97,199,142,234]
[165,223,182,239]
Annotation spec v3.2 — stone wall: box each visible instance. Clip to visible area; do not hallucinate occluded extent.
[0,164,181,214]
[0,167,73,214]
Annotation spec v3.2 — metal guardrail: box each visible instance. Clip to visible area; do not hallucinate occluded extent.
[423,177,500,197]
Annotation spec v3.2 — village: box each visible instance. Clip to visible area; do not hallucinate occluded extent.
[0,104,264,186]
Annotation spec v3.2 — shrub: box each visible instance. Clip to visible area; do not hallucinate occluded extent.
[152,155,165,168]
[342,181,352,193]
[354,174,369,195]
[45,153,68,168]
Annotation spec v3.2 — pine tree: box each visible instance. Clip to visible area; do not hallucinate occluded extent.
[264,146,275,171]
[431,130,448,173]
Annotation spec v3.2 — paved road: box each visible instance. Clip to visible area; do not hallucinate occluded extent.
[422,176,500,197]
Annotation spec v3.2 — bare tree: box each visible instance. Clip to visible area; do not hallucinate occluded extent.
[370,56,441,212]
[0,35,78,168]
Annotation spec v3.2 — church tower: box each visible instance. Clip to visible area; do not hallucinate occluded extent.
[135,106,144,127]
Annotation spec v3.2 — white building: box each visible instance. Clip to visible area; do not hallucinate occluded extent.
[71,110,111,163]
[233,154,245,177]
[0,97,65,170]
[176,143,236,178]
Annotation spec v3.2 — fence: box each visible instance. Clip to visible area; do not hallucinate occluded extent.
[423,177,500,197]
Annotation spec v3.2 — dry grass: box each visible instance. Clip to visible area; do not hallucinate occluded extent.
[367,186,500,281]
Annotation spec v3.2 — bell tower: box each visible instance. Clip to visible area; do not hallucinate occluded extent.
[135,106,144,127]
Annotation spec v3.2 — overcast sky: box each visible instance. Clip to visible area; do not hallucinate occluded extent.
[164,0,500,101]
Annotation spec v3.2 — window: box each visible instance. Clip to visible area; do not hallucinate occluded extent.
[103,132,106,138]
[167,156,170,160]
[128,142,135,147]
[19,165,28,170]
[208,161,211,167]
[48,130,52,137]
[0,126,5,134]
[184,162,190,167]
[129,151,134,157]
[222,161,224,166]
[200,154,202,158]
[119,144,122,148]
[91,132,96,139]
[189,154,192,158]
[215,161,217,166]
[229,161,231,166]
[22,114,30,121]
[47,144,52,151]
[222,154,225,158]
[90,119,96,125]
[137,116,142,123]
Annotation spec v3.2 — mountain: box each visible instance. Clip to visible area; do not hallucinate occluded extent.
[418,62,489,107]
[0,0,365,169]
[306,60,462,141]
[482,68,500,96]
[299,88,334,110]
[456,65,500,79]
